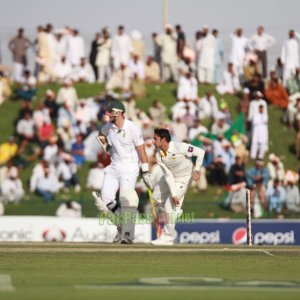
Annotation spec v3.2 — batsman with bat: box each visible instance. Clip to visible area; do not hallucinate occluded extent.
[93,100,152,244]
[150,128,205,245]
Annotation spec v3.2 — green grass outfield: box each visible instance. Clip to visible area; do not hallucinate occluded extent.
[0,243,300,300]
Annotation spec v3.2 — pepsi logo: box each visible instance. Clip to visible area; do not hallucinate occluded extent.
[232,227,247,244]
[42,227,66,242]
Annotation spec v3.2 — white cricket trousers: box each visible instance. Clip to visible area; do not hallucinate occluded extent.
[153,178,191,242]
[101,162,139,205]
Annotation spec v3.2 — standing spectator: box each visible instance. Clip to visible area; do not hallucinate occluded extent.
[89,32,101,80]
[213,29,224,84]
[9,28,32,83]
[249,26,276,78]
[197,25,216,84]
[175,24,185,58]
[111,25,133,70]
[96,28,112,83]
[155,24,178,82]
[281,30,300,86]
[248,91,268,123]
[67,29,85,67]
[131,30,145,61]
[229,28,248,76]
[250,104,268,160]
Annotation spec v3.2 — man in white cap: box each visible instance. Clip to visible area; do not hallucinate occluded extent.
[155,24,178,82]
[150,128,205,245]
[285,171,300,213]
[248,90,267,123]
[93,100,151,244]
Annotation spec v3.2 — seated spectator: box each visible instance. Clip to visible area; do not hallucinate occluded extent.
[267,153,285,187]
[106,63,131,93]
[171,98,197,121]
[211,112,230,135]
[284,171,300,213]
[209,153,227,186]
[237,88,250,116]
[149,100,167,127]
[177,71,198,102]
[56,153,80,192]
[71,134,85,166]
[43,136,58,163]
[244,73,265,100]
[57,120,76,151]
[267,179,286,213]
[223,182,247,213]
[57,102,77,128]
[188,119,208,141]
[229,155,246,185]
[286,67,300,96]
[0,70,12,105]
[197,91,218,120]
[33,102,51,129]
[246,159,270,209]
[0,136,18,165]
[170,117,188,142]
[0,166,24,204]
[15,70,37,101]
[53,56,72,82]
[216,63,241,95]
[264,77,288,109]
[30,160,56,193]
[217,139,236,174]
[37,120,55,148]
[243,57,258,82]
[144,56,160,83]
[128,54,144,80]
[86,162,105,190]
[287,96,300,129]
[56,200,82,218]
[122,93,137,121]
[16,111,35,153]
[72,57,95,83]
[56,79,78,110]
[43,89,58,120]
[35,164,59,202]
[230,132,249,163]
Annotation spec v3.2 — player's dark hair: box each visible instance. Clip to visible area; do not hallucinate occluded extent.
[154,128,171,142]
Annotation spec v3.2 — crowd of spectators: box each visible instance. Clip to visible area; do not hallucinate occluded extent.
[0,22,300,217]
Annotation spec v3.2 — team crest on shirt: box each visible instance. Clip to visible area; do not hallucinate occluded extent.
[188,146,194,152]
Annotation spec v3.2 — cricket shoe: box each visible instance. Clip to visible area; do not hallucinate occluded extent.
[120,238,133,244]
[92,191,109,212]
[113,226,122,243]
[151,236,174,246]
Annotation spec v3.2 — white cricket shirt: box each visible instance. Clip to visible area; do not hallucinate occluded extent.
[101,118,144,164]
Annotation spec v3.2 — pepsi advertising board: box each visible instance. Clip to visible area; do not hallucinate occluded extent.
[157,220,300,245]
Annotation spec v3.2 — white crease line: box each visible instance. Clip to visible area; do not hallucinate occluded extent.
[0,274,15,292]
[74,285,300,291]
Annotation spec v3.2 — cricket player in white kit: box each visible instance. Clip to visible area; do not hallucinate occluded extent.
[92,100,151,244]
[151,128,205,245]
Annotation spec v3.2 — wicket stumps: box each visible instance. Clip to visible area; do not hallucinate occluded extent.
[246,189,253,246]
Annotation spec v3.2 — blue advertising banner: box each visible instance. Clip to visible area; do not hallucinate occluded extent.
[154,220,300,245]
